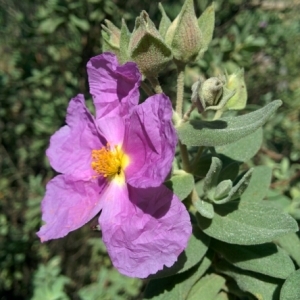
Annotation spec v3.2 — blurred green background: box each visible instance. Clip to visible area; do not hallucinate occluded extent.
[1,0,300,299]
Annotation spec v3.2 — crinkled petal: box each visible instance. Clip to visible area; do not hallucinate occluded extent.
[96,116,125,146]
[99,183,191,278]
[47,94,104,180]
[37,175,107,242]
[87,53,141,119]
[123,94,177,188]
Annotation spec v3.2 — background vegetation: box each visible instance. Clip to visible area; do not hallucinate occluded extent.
[1,0,300,299]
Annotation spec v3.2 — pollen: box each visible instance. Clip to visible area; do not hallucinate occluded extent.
[91,144,129,180]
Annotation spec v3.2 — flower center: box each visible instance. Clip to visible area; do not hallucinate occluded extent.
[91,144,129,181]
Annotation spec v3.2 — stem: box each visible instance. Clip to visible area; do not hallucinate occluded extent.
[183,103,196,122]
[213,109,224,120]
[179,141,191,172]
[190,187,200,206]
[193,146,204,166]
[175,63,185,118]
[147,76,163,94]
[140,81,154,96]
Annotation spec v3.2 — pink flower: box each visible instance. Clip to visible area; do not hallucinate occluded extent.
[37,53,192,278]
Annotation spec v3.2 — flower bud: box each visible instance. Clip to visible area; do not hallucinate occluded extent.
[101,20,121,55]
[191,76,236,113]
[201,77,224,107]
[128,11,172,77]
[165,0,202,64]
[225,68,248,110]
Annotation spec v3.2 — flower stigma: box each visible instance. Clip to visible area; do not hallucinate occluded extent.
[91,144,129,184]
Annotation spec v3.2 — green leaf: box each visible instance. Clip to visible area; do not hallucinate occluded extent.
[203,157,222,195]
[144,252,213,300]
[193,197,214,219]
[215,128,263,162]
[193,154,239,180]
[158,3,171,38]
[119,19,131,64]
[214,292,232,300]
[192,153,214,178]
[275,233,300,267]
[280,269,300,300]
[213,169,253,204]
[216,260,283,300]
[224,68,248,111]
[217,160,240,183]
[214,180,232,200]
[148,226,210,278]
[101,20,120,56]
[197,201,298,245]
[38,18,65,34]
[187,273,225,300]
[265,189,291,211]
[241,166,272,202]
[32,257,70,300]
[177,100,282,147]
[197,3,215,55]
[165,171,194,201]
[102,36,120,57]
[212,240,295,279]
[69,15,90,31]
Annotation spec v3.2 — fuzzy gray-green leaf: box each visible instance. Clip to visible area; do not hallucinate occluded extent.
[212,240,295,279]
[177,100,282,147]
[165,172,194,201]
[203,157,222,194]
[158,3,171,38]
[148,226,210,278]
[144,252,213,300]
[197,3,215,55]
[214,180,232,200]
[119,19,131,64]
[194,198,214,219]
[215,127,263,162]
[280,269,300,300]
[241,166,272,202]
[213,169,253,204]
[216,260,282,300]
[275,233,300,267]
[197,201,298,245]
[187,273,225,300]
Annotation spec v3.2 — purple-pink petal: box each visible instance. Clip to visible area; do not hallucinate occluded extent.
[87,52,141,119]
[37,175,107,242]
[47,94,103,180]
[96,116,125,146]
[123,94,178,188]
[99,182,191,278]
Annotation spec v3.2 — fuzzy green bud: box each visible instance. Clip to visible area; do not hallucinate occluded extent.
[165,0,202,64]
[201,77,224,107]
[191,76,236,113]
[128,11,172,77]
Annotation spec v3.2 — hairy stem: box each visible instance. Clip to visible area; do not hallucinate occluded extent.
[179,141,191,173]
[193,146,204,166]
[175,63,185,118]
[140,81,154,96]
[147,76,163,94]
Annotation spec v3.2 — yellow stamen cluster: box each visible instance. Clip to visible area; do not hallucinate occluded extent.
[91,144,129,182]
[91,144,121,177]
